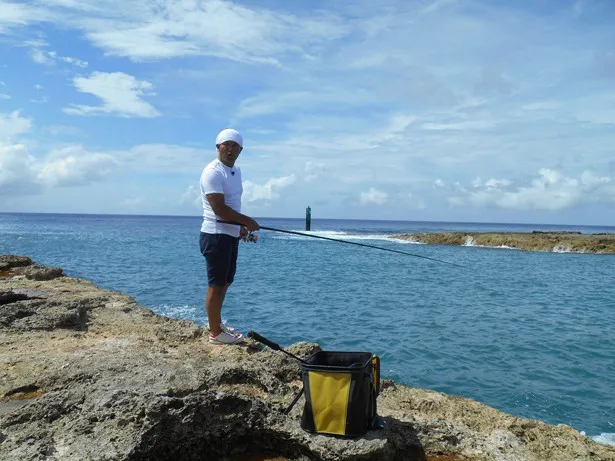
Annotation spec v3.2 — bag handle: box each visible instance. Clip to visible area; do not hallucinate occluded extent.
[283,387,304,415]
[248,331,306,363]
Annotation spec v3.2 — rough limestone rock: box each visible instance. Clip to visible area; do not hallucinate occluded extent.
[391,232,615,253]
[24,264,64,281]
[1,254,614,461]
[0,255,32,272]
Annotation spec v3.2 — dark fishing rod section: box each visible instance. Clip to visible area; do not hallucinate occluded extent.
[216,220,467,269]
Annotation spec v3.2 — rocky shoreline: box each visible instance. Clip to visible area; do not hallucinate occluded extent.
[391,232,615,253]
[1,255,614,461]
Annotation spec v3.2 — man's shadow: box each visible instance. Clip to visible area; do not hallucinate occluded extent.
[351,416,429,461]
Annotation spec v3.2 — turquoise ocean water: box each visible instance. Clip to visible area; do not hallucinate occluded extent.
[1,212,614,446]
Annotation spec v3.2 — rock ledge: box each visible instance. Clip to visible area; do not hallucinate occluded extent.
[1,255,614,461]
[391,232,615,253]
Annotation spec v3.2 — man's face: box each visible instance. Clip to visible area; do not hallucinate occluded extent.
[217,141,242,166]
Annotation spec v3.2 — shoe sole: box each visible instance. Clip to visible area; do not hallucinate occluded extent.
[206,323,237,334]
[209,339,245,345]
[208,334,245,346]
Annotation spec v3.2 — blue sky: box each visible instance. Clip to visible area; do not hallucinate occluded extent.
[0,0,614,224]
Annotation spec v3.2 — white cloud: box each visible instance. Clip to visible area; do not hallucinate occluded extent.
[43,125,83,137]
[580,171,610,187]
[30,48,54,65]
[30,96,49,104]
[23,38,48,48]
[0,93,10,100]
[0,144,40,195]
[122,197,145,207]
[237,91,319,119]
[0,111,32,143]
[243,175,296,203]
[34,84,44,90]
[407,192,426,210]
[2,0,351,65]
[180,184,200,208]
[0,112,37,195]
[449,169,615,211]
[2,140,206,181]
[237,88,377,119]
[360,187,387,205]
[474,66,512,96]
[122,144,206,173]
[270,112,417,155]
[304,161,325,182]
[421,120,495,131]
[37,146,120,187]
[521,101,561,111]
[484,178,512,189]
[27,39,89,67]
[59,55,88,68]
[434,179,445,188]
[422,0,459,15]
[453,181,468,193]
[0,2,49,32]
[447,196,465,206]
[1,0,343,64]
[64,72,160,118]
[0,110,120,195]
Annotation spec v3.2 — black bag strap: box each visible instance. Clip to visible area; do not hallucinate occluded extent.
[371,355,380,396]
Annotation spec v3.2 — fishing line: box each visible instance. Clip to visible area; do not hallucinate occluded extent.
[217,220,467,269]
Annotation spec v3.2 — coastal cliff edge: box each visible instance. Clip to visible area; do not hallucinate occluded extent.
[1,255,614,461]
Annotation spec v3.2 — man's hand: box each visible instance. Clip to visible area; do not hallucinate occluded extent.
[244,218,260,232]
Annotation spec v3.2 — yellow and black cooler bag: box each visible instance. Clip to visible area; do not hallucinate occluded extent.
[299,350,381,437]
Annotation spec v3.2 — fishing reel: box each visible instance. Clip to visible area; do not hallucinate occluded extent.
[241,230,258,243]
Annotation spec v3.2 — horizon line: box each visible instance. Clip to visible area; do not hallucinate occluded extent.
[1,211,614,229]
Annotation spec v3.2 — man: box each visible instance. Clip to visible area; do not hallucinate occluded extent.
[199,128,260,345]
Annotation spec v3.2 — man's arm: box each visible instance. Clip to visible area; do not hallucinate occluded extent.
[206,193,260,231]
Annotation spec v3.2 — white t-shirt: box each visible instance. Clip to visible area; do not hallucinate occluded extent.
[200,159,242,237]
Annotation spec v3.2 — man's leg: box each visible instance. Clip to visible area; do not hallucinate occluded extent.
[205,283,231,336]
[220,283,230,305]
[206,284,227,337]
[201,232,233,337]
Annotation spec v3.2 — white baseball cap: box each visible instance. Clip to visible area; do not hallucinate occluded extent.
[215,128,243,147]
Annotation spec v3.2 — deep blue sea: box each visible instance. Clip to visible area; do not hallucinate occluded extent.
[1,213,614,446]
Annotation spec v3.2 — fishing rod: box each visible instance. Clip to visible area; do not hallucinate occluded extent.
[217,220,466,269]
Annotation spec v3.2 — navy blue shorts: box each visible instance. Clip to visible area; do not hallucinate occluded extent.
[200,232,240,287]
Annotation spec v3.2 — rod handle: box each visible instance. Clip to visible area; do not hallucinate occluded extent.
[248,331,281,351]
[216,219,241,226]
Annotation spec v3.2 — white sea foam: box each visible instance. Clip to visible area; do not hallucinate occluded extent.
[460,235,520,251]
[592,432,615,447]
[391,237,424,245]
[463,235,476,246]
[477,244,521,251]
[156,304,199,321]
[552,244,571,253]
[275,230,404,243]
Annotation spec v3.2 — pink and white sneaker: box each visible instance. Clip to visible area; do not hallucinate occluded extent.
[208,330,244,345]
[207,321,239,335]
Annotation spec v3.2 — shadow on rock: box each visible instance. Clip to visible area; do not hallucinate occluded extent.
[127,394,313,461]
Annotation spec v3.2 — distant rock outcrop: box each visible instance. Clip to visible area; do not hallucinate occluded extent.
[1,255,614,461]
[391,232,615,253]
